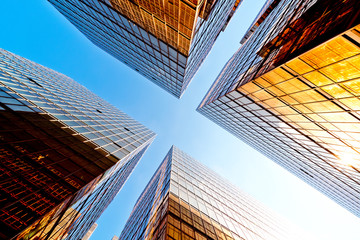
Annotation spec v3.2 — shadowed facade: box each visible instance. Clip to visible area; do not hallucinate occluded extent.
[0,49,155,239]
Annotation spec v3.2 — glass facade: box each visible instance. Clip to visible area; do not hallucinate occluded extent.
[47,0,241,98]
[80,222,97,240]
[198,0,360,217]
[0,48,156,239]
[119,146,312,240]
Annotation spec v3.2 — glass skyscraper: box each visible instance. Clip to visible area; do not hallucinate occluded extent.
[119,146,312,240]
[81,222,97,240]
[198,0,360,217]
[0,48,155,239]
[47,0,242,98]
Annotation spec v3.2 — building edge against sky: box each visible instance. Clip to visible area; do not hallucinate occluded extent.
[47,0,242,98]
[119,146,314,240]
[0,48,155,239]
[81,222,98,240]
[198,0,360,217]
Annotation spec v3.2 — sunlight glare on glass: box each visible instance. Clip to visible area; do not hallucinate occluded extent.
[339,153,360,168]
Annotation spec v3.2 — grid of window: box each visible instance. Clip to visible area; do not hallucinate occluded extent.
[30,207,80,240]
[120,150,172,240]
[120,146,312,240]
[0,48,155,239]
[109,0,198,56]
[61,146,151,240]
[48,0,240,98]
[246,0,360,82]
[198,0,360,217]
[183,0,241,96]
[200,0,304,106]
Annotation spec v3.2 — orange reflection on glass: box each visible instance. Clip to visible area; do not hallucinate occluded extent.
[237,24,360,175]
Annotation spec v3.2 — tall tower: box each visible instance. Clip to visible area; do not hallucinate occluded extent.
[81,223,97,240]
[198,0,360,217]
[119,146,313,240]
[0,49,156,239]
[47,0,242,98]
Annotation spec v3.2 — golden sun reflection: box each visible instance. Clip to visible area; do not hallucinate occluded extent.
[338,154,360,168]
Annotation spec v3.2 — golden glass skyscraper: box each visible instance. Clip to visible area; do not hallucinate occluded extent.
[198,0,360,217]
[48,0,241,98]
[0,49,155,239]
[119,146,313,240]
[108,0,225,56]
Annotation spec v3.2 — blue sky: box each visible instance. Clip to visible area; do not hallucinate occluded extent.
[1,0,360,239]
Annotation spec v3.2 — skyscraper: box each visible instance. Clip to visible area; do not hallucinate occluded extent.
[0,48,156,239]
[47,0,242,98]
[119,146,312,240]
[82,223,98,240]
[198,0,360,217]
